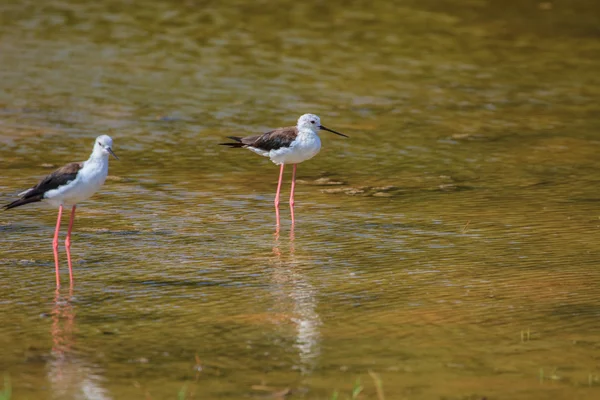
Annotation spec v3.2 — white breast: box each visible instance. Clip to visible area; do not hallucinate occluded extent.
[269,131,321,165]
[45,160,108,207]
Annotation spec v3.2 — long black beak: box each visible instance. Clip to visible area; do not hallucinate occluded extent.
[107,147,119,160]
[319,125,348,138]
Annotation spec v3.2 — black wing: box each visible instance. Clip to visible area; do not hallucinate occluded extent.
[220,127,298,152]
[251,127,298,151]
[3,162,82,210]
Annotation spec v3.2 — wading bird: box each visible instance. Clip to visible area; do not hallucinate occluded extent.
[220,114,347,224]
[3,135,118,287]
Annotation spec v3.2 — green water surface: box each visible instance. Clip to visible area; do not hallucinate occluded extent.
[1,0,600,399]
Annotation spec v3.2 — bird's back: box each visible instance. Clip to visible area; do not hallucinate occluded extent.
[4,162,83,210]
[221,127,299,152]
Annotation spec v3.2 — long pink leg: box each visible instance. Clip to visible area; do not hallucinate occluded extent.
[274,164,285,208]
[274,164,285,226]
[275,203,281,227]
[65,205,76,287]
[289,203,295,225]
[53,205,63,288]
[289,164,297,224]
[289,164,297,206]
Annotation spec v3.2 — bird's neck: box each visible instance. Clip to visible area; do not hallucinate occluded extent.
[87,151,109,165]
[298,127,318,137]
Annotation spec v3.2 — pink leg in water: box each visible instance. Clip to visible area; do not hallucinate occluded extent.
[275,203,281,227]
[52,205,63,288]
[289,164,297,207]
[289,164,297,224]
[289,203,295,225]
[274,164,285,208]
[65,205,76,287]
[274,164,285,226]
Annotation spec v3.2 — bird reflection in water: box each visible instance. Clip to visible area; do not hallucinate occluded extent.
[48,288,111,400]
[272,224,321,375]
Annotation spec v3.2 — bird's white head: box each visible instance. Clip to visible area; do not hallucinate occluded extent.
[93,135,118,159]
[297,114,321,133]
[296,113,349,138]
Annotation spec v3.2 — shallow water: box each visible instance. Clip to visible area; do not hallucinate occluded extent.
[1,0,600,399]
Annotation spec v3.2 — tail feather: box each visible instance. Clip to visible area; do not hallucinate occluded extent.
[18,188,34,197]
[3,194,44,210]
[219,136,246,148]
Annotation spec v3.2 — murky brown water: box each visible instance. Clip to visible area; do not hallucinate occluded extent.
[1,0,600,399]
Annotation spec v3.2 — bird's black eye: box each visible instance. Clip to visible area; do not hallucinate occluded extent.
[310,120,316,124]
[98,142,103,147]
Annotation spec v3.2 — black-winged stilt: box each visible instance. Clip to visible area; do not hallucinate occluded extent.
[220,114,347,224]
[3,135,118,287]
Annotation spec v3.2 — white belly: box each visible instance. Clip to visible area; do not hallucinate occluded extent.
[44,164,107,207]
[268,134,321,165]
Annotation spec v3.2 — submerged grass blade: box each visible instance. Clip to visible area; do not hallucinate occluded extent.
[351,378,363,399]
[178,383,188,400]
[368,370,385,400]
[0,375,11,400]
